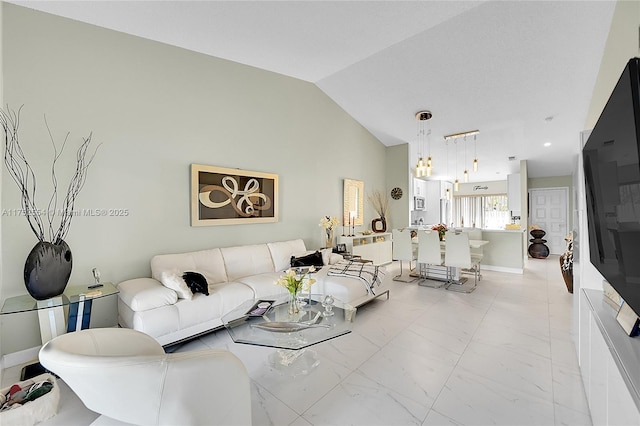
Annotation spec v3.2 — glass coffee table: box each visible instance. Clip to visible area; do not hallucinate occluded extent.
[222,294,356,374]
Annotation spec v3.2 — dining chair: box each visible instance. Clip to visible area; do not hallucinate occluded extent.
[463,229,483,282]
[444,232,480,293]
[416,230,445,288]
[392,228,416,282]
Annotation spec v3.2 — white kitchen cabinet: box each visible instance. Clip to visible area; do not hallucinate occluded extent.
[413,178,427,197]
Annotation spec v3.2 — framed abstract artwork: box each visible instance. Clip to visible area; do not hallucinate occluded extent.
[191,164,279,226]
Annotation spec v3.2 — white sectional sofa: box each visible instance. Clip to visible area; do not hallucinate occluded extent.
[117,239,390,346]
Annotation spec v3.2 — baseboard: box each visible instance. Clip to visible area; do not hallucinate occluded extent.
[482,265,524,274]
[1,346,40,369]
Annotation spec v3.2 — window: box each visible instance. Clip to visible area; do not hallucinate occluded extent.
[452,194,510,229]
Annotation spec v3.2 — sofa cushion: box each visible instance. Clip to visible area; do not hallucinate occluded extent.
[221,244,275,282]
[159,271,193,300]
[290,251,324,268]
[118,278,178,312]
[236,272,290,299]
[151,248,227,285]
[267,239,307,271]
[182,272,209,295]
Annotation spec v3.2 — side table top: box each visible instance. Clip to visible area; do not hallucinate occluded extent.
[1,282,119,315]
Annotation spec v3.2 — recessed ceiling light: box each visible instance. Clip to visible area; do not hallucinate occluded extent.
[544,142,551,147]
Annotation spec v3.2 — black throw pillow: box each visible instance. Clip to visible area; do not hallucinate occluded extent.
[290,251,324,268]
[182,271,209,296]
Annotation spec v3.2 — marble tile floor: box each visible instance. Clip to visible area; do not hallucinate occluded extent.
[1,255,592,425]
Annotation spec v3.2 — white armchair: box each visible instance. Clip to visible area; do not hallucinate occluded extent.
[38,328,251,426]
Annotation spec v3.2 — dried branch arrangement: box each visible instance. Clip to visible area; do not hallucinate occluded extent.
[1,106,100,244]
[368,189,389,218]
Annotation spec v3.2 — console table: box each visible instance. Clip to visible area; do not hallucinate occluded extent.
[337,232,392,266]
[1,282,119,344]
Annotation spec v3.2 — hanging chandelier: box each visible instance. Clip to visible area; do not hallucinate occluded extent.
[415,110,432,177]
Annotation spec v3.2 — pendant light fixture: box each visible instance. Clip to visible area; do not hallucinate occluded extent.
[454,139,460,192]
[445,140,451,200]
[414,110,432,178]
[473,134,479,172]
[444,129,480,185]
[463,136,469,183]
[426,128,432,177]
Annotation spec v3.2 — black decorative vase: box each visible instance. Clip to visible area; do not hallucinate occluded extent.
[372,217,387,233]
[528,229,550,259]
[23,240,73,300]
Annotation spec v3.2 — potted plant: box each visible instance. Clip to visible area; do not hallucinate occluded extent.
[431,223,448,241]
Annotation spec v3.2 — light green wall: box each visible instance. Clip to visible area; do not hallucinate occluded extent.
[0,5,397,354]
[385,144,410,229]
[585,0,640,130]
[0,2,4,359]
[579,0,640,294]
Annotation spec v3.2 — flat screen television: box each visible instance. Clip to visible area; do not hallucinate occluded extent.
[583,57,640,316]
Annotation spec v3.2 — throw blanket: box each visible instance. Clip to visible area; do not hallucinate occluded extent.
[327,261,385,296]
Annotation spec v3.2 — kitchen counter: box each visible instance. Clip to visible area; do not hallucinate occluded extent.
[479,229,526,273]
[408,226,525,274]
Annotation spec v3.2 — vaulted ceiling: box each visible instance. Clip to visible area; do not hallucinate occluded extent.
[8,0,617,182]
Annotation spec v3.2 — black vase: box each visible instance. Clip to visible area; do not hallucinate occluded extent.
[24,240,73,300]
[372,217,387,233]
[528,229,550,259]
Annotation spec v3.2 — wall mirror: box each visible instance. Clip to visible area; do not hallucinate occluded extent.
[343,179,364,226]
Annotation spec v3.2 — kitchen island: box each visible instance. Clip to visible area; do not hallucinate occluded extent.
[480,228,527,274]
[409,226,527,274]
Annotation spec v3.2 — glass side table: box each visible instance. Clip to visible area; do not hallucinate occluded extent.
[1,282,119,343]
[1,282,119,380]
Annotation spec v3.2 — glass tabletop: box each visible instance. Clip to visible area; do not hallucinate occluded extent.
[1,282,119,315]
[222,294,356,350]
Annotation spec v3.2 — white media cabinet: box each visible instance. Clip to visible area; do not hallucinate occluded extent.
[579,289,640,425]
[337,232,392,266]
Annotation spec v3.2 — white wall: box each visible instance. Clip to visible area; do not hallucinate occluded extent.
[0,5,398,354]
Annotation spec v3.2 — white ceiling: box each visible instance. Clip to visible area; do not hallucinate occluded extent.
[9,0,617,183]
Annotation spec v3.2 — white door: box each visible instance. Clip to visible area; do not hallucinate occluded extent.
[529,188,568,255]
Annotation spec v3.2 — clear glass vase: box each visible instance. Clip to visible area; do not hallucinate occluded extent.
[325,229,334,249]
[288,291,301,315]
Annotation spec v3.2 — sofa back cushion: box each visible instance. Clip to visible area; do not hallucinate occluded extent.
[151,248,228,285]
[267,239,307,271]
[221,244,275,282]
